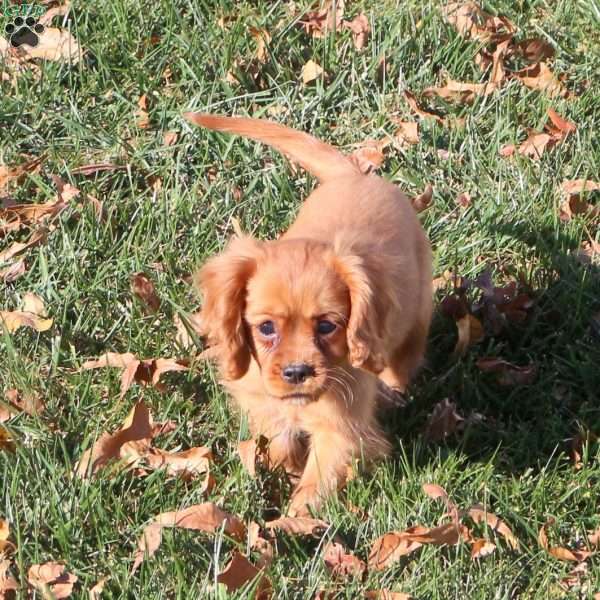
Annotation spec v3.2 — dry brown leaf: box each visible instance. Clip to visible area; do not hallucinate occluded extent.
[0,260,26,283]
[238,437,270,477]
[349,140,388,174]
[514,38,555,62]
[248,522,274,569]
[1,388,44,421]
[476,357,537,386]
[411,184,433,213]
[249,27,271,63]
[173,311,203,349]
[132,504,246,573]
[454,313,484,355]
[137,95,150,129]
[424,398,464,443]
[456,192,471,208]
[130,272,160,314]
[423,77,497,104]
[0,559,18,597]
[559,179,600,222]
[539,520,594,562]
[299,1,345,38]
[368,531,424,570]
[344,13,370,50]
[403,91,445,124]
[365,592,412,600]
[301,59,324,84]
[0,156,45,194]
[470,538,496,559]
[322,541,366,579]
[442,2,515,42]
[82,352,187,397]
[0,519,15,554]
[513,62,569,98]
[467,505,519,550]
[28,562,78,599]
[88,576,107,600]
[393,121,419,146]
[265,516,329,537]
[0,227,48,264]
[0,425,15,452]
[217,551,272,599]
[162,131,179,147]
[75,402,154,477]
[0,310,53,333]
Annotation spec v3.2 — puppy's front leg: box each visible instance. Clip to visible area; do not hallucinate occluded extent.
[288,429,353,516]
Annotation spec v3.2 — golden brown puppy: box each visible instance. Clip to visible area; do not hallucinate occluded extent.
[184,113,432,515]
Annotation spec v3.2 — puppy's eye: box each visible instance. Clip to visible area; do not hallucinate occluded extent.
[258,320,276,337]
[317,320,336,335]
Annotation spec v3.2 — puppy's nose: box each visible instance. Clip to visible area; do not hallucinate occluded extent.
[281,363,315,384]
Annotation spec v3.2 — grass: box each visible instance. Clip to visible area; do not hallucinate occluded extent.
[1,0,600,597]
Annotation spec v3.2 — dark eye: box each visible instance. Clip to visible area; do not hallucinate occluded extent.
[317,320,336,335]
[258,320,276,337]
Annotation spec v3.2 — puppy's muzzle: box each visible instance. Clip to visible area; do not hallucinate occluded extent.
[281,363,315,384]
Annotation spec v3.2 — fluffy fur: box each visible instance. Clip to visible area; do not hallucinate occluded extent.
[185,112,432,515]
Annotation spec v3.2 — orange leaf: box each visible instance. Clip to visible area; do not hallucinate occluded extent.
[442,2,515,42]
[301,59,324,84]
[470,538,496,559]
[265,516,329,537]
[467,504,519,550]
[368,532,423,570]
[411,184,433,213]
[538,518,593,562]
[513,62,569,98]
[28,562,78,599]
[131,272,161,314]
[217,551,272,599]
[404,91,445,125]
[322,541,366,578]
[393,121,419,146]
[343,13,370,50]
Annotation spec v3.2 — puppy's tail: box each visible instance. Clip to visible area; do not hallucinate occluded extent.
[184,112,362,183]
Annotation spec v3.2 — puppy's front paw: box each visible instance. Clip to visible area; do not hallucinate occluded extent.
[288,484,320,517]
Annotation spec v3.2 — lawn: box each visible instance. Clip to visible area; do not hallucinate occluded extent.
[1,0,600,598]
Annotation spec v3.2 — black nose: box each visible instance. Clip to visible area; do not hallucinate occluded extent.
[281,363,315,384]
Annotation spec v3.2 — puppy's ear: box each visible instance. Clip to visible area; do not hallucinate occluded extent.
[195,236,261,380]
[332,253,388,372]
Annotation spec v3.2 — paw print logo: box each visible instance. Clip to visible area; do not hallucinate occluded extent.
[4,16,45,48]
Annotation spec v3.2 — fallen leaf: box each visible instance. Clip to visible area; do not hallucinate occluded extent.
[513,62,569,98]
[546,108,577,136]
[28,562,78,599]
[344,13,370,50]
[0,519,15,554]
[322,541,366,579]
[423,398,464,442]
[132,503,246,573]
[411,184,433,213]
[88,576,107,599]
[0,260,26,283]
[0,310,53,334]
[0,227,48,264]
[349,140,388,174]
[248,27,271,63]
[162,131,178,147]
[137,95,150,129]
[238,437,270,477]
[0,559,18,597]
[301,59,324,84]
[299,1,344,38]
[538,520,594,562]
[75,402,155,477]
[217,551,271,599]
[476,358,537,386]
[423,77,497,103]
[0,156,44,194]
[470,538,496,559]
[81,352,188,397]
[265,516,329,537]
[454,313,484,355]
[130,272,160,314]
[456,192,471,208]
[560,561,588,590]
[368,531,424,570]
[589,527,600,546]
[174,311,203,349]
[0,426,15,452]
[559,179,600,222]
[365,592,412,600]
[248,522,274,569]
[467,505,519,550]
[514,38,555,62]
[70,163,126,176]
[403,91,445,125]
[393,121,419,146]
[442,2,515,42]
[1,388,44,421]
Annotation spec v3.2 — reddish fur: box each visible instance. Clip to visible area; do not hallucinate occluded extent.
[187,113,433,515]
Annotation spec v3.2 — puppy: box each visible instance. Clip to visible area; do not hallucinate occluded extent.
[184,113,432,515]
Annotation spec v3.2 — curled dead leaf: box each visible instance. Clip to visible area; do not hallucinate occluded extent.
[301,59,324,84]
[0,292,53,334]
[322,541,366,579]
[344,13,370,50]
[442,2,515,42]
[538,519,594,562]
[368,531,424,570]
[467,505,519,550]
[476,358,537,386]
[249,27,271,64]
[349,140,388,174]
[411,184,433,213]
[423,77,497,104]
[265,516,329,537]
[403,91,445,125]
[28,562,78,599]
[424,398,464,443]
[130,272,161,314]
[217,551,272,599]
[513,62,569,98]
[559,179,600,222]
[470,538,496,559]
[393,121,419,146]
[0,260,26,283]
[454,313,484,355]
[238,436,270,477]
[0,559,18,597]
[299,1,344,38]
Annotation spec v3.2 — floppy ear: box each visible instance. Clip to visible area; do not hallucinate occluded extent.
[332,253,389,373]
[194,236,261,380]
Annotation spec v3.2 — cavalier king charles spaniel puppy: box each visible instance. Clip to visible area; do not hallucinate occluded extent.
[184,113,432,515]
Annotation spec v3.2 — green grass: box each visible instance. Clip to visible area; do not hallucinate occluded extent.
[1,0,600,597]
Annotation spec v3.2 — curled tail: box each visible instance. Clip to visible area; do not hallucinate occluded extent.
[184,113,361,183]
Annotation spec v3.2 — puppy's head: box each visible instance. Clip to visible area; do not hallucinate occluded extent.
[196,236,387,404]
